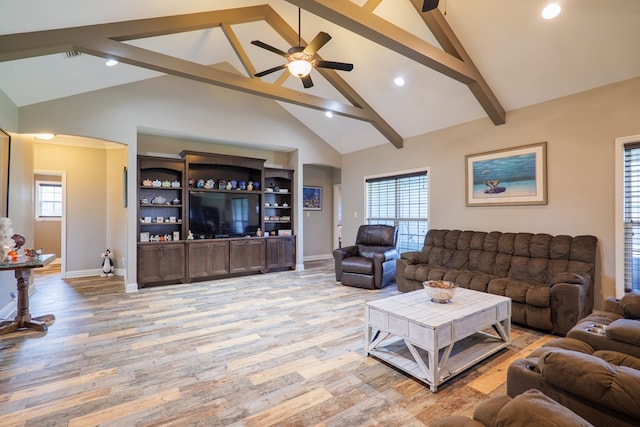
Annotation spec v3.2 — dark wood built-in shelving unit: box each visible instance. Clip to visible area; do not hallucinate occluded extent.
[136,151,295,288]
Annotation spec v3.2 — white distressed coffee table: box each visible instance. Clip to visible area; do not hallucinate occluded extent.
[365,287,511,392]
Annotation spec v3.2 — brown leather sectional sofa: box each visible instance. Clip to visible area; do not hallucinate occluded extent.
[396,229,598,335]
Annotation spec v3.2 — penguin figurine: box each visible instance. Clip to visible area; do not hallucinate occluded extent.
[101,249,114,277]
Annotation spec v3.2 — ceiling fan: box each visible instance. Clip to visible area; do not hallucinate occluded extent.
[251,8,353,89]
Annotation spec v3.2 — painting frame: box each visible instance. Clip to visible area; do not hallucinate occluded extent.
[465,142,547,206]
[0,128,10,217]
[303,186,322,211]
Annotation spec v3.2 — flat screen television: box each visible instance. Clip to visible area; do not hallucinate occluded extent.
[189,191,260,238]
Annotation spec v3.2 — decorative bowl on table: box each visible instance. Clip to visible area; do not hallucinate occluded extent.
[423,280,457,304]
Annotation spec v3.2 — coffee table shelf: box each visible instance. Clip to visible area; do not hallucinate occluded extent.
[365,288,511,392]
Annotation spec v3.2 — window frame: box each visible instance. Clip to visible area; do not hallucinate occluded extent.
[615,135,640,297]
[35,179,63,221]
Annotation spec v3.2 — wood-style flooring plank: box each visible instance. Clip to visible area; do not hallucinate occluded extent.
[0,261,555,426]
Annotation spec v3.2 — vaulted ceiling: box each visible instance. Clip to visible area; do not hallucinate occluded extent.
[1,1,639,154]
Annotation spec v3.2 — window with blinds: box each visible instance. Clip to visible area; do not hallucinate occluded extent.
[624,142,640,292]
[366,171,428,253]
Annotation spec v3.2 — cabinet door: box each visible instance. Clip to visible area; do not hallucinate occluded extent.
[138,243,185,286]
[138,245,164,286]
[266,237,296,270]
[187,241,230,281]
[229,239,265,274]
[162,244,186,283]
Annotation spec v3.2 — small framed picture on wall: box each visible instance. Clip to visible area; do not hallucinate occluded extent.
[303,186,322,211]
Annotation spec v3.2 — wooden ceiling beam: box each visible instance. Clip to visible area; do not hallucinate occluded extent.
[74,38,373,121]
[0,4,403,148]
[285,0,505,125]
[408,0,505,125]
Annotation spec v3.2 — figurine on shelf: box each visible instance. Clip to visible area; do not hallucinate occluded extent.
[219,179,227,190]
[100,249,114,278]
[239,181,246,190]
[247,181,253,191]
[226,181,232,190]
[256,228,263,237]
[187,230,194,240]
[230,179,237,190]
[253,182,260,191]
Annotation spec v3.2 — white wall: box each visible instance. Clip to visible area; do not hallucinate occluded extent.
[342,76,640,308]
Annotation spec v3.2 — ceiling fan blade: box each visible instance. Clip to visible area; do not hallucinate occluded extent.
[301,74,314,89]
[315,60,354,72]
[254,64,287,78]
[303,32,332,56]
[251,40,288,57]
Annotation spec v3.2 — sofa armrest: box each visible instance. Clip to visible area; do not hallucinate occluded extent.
[551,272,590,286]
[333,245,358,280]
[550,280,592,336]
[605,319,640,346]
[399,250,425,264]
[539,348,640,419]
[373,248,400,264]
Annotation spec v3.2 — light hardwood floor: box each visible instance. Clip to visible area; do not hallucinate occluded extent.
[0,261,552,426]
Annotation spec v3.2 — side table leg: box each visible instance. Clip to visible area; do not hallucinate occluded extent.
[0,268,55,335]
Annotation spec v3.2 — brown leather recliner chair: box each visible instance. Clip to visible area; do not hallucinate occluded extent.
[333,224,399,289]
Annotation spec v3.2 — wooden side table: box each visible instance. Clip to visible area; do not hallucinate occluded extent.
[0,253,56,335]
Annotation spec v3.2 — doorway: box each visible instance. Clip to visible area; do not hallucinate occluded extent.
[33,171,66,277]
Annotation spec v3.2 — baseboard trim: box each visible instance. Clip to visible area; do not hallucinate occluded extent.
[64,269,123,279]
[125,282,138,293]
[303,254,333,262]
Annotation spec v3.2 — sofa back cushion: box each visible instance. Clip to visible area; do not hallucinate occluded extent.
[420,229,597,285]
[355,224,398,258]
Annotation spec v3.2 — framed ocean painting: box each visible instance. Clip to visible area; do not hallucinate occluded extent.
[303,186,322,210]
[465,142,547,206]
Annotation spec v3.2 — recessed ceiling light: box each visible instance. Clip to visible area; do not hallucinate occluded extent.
[325,111,333,118]
[542,3,561,20]
[105,59,119,67]
[394,77,405,87]
[34,134,55,141]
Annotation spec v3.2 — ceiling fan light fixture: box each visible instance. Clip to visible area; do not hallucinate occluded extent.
[288,59,312,77]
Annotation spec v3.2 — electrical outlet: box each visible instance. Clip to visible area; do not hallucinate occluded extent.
[121,256,127,267]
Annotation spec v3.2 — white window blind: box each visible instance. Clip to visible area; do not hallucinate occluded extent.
[366,171,428,253]
[624,142,640,292]
[36,181,62,219]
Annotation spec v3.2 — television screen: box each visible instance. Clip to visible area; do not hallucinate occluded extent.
[189,191,260,238]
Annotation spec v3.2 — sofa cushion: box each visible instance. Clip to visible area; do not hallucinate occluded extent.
[496,389,592,427]
[593,350,640,370]
[606,318,640,346]
[539,348,640,419]
[621,291,640,319]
